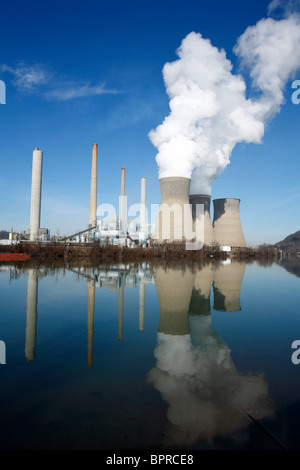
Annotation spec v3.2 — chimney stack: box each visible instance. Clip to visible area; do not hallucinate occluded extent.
[140,177,146,230]
[29,148,43,241]
[119,167,126,237]
[89,143,98,228]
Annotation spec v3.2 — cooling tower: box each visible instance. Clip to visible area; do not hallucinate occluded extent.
[153,265,195,335]
[189,194,215,246]
[213,198,246,248]
[29,148,43,241]
[153,177,194,244]
[213,260,246,312]
[89,143,98,227]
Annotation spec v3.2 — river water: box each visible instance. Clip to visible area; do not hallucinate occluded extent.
[0,257,299,450]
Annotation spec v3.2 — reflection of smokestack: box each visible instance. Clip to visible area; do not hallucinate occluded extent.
[139,281,145,331]
[29,148,43,241]
[119,167,126,236]
[87,280,95,368]
[213,260,246,312]
[25,269,38,361]
[154,177,194,243]
[189,194,215,246]
[118,283,124,341]
[153,265,195,335]
[213,198,246,247]
[140,177,146,230]
[89,143,98,227]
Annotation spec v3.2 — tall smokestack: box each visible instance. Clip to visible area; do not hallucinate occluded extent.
[29,148,43,241]
[189,194,215,246]
[213,198,246,248]
[153,177,194,243]
[140,177,146,230]
[119,167,126,236]
[89,143,98,228]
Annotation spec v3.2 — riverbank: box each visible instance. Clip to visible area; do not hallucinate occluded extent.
[0,241,281,262]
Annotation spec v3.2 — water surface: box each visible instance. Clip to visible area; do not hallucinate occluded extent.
[0,257,299,450]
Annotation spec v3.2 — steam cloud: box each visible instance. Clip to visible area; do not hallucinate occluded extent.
[149,4,300,195]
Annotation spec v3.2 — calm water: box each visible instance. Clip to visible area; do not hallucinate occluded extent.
[0,257,300,450]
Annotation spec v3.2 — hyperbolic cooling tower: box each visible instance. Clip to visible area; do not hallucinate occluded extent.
[153,177,194,243]
[89,143,98,228]
[189,194,215,246]
[29,148,43,241]
[213,198,246,248]
[153,265,195,335]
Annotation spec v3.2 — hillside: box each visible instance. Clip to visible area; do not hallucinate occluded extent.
[274,230,300,255]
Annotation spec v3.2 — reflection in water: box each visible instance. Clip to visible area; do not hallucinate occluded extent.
[213,260,246,312]
[20,259,287,449]
[25,268,38,362]
[148,261,274,448]
[87,279,95,368]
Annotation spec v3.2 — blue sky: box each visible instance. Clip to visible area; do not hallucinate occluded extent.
[0,0,299,246]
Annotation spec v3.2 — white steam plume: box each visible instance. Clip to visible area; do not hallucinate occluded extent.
[149,9,300,195]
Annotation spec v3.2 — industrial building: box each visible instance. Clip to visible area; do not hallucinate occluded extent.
[25,143,247,250]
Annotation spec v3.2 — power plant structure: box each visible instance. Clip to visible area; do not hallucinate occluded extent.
[89,143,98,229]
[189,194,215,246]
[153,176,194,244]
[23,142,248,250]
[29,148,43,241]
[212,198,246,248]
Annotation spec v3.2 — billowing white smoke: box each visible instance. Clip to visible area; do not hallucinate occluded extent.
[149,9,300,195]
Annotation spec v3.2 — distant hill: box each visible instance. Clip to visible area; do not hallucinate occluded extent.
[274,230,300,255]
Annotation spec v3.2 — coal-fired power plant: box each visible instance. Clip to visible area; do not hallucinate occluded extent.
[213,198,246,248]
[29,148,43,241]
[24,141,247,250]
[153,176,194,243]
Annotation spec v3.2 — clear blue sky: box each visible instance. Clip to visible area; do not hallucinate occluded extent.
[0,0,299,246]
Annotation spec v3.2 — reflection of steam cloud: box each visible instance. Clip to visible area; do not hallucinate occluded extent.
[213,260,246,312]
[148,263,273,448]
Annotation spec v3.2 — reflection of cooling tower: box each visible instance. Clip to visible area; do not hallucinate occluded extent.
[213,261,246,312]
[154,177,194,243]
[29,148,43,241]
[25,269,38,361]
[153,265,195,334]
[213,198,246,247]
[89,143,98,227]
[189,195,215,246]
[189,263,214,316]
